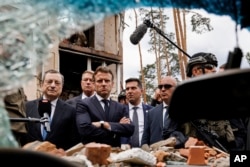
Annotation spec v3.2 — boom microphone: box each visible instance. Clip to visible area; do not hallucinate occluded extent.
[130,23,148,45]
[38,99,51,132]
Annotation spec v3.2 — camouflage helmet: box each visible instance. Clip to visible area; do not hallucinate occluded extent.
[186,52,218,77]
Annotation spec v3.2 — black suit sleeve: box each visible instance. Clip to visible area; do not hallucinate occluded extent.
[162,119,188,148]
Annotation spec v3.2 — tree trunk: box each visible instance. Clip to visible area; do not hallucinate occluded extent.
[173,8,184,80]
[133,9,147,103]
[182,9,188,71]
[173,8,187,80]
[159,8,171,76]
[176,8,187,80]
[150,8,161,84]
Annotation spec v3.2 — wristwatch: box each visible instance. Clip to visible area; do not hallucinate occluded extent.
[100,121,104,128]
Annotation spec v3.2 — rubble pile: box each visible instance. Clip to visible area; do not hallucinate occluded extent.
[22,137,230,167]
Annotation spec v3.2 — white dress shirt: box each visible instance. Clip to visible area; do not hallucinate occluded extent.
[40,97,58,136]
[162,102,168,126]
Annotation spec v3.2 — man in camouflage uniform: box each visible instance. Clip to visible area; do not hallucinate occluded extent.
[164,52,246,152]
[4,87,27,146]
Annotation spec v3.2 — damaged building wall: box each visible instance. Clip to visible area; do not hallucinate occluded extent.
[23,13,124,101]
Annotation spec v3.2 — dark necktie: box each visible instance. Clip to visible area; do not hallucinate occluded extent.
[131,106,139,147]
[102,99,109,120]
[163,106,169,128]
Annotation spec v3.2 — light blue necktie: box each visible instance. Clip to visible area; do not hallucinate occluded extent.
[42,117,50,140]
[42,102,51,140]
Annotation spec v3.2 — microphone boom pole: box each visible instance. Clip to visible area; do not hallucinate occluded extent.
[10,117,41,122]
[9,116,50,132]
[143,19,191,58]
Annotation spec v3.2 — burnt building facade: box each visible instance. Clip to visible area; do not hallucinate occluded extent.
[23,14,124,101]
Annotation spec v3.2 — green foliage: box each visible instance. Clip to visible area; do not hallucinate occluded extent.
[140,64,158,103]
[137,8,181,102]
[136,8,213,103]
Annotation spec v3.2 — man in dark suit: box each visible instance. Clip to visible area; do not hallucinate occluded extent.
[66,70,95,108]
[76,66,134,147]
[141,76,182,149]
[24,69,80,150]
[121,77,153,148]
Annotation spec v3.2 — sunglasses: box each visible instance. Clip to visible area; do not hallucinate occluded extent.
[198,64,216,70]
[158,84,173,90]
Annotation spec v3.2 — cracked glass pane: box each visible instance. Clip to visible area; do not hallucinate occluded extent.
[0,0,248,148]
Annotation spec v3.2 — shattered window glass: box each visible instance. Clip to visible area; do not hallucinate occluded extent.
[0,0,248,149]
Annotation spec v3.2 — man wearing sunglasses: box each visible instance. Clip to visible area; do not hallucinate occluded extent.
[141,76,187,150]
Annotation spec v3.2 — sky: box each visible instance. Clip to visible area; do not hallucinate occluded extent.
[122,8,250,82]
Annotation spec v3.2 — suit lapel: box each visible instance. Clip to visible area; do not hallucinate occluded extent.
[49,99,63,129]
[125,104,129,117]
[107,100,117,121]
[157,103,164,129]
[91,96,106,120]
[33,99,44,138]
[142,103,149,115]
[142,103,148,128]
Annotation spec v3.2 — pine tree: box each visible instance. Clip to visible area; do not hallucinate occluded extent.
[126,8,214,103]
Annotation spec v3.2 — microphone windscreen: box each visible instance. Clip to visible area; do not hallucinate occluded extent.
[130,23,148,45]
[38,99,51,117]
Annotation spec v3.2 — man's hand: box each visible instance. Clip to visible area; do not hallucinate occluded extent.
[120,117,131,124]
[153,88,162,102]
[92,121,111,130]
[103,121,111,129]
[92,122,101,128]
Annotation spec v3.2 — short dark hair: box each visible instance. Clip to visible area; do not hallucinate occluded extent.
[125,77,142,89]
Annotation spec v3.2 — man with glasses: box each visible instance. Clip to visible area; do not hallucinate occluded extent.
[141,76,186,150]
